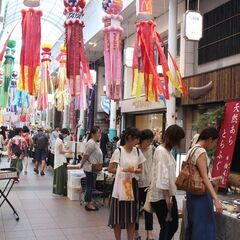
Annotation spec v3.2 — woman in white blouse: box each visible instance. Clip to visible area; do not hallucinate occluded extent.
[53,128,71,196]
[150,125,185,240]
[108,127,146,240]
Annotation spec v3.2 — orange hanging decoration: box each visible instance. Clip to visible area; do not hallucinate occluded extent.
[18,8,42,96]
[37,44,52,110]
[132,1,187,102]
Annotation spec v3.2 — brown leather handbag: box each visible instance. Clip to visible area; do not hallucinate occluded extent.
[175,146,206,195]
[91,163,103,172]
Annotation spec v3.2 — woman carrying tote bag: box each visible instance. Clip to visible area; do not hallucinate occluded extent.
[79,126,103,211]
[185,127,223,240]
[108,127,146,240]
[150,125,185,240]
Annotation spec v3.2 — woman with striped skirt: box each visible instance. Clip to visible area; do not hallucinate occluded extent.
[108,127,146,240]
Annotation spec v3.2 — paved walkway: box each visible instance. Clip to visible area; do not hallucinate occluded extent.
[0,158,182,240]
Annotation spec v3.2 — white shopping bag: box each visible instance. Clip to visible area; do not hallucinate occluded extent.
[112,167,134,201]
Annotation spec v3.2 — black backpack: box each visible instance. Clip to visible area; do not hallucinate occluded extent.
[35,133,48,149]
[12,143,22,158]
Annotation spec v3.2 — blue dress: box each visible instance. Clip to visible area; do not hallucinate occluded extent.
[186,192,216,240]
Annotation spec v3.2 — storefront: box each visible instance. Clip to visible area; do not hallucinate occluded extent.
[182,64,240,174]
[120,96,166,134]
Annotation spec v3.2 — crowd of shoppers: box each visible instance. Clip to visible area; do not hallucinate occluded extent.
[0,123,223,240]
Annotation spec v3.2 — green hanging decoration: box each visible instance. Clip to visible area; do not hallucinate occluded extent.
[0,40,16,108]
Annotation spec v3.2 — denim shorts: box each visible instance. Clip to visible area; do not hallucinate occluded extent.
[35,148,47,161]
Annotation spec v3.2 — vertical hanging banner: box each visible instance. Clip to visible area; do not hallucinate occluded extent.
[18,8,42,96]
[212,100,240,188]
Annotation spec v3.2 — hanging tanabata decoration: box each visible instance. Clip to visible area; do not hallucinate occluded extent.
[55,45,71,112]
[23,0,40,7]
[132,0,187,102]
[18,8,42,96]
[37,44,54,110]
[63,0,92,97]
[0,40,16,108]
[102,0,123,101]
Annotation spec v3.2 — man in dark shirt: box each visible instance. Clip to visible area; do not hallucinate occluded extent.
[100,131,109,163]
[32,128,49,176]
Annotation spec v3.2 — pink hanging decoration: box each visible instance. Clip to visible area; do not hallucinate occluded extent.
[37,44,52,110]
[102,0,123,101]
[75,65,87,110]
[63,0,92,97]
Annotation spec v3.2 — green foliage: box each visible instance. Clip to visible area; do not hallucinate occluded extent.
[192,106,225,132]
[192,106,225,163]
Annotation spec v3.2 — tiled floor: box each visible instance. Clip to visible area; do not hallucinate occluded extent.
[0,158,182,240]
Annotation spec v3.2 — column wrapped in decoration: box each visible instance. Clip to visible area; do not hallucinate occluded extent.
[18,8,42,96]
[63,0,92,97]
[0,40,16,108]
[37,44,53,110]
[132,0,187,102]
[102,0,123,101]
[55,45,71,112]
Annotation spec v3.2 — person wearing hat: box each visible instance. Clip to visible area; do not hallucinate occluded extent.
[53,128,72,196]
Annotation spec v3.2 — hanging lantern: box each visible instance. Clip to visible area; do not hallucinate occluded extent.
[136,0,152,18]
[24,0,40,7]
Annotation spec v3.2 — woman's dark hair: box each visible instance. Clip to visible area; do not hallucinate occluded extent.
[0,126,7,140]
[22,126,30,133]
[198,127,219,141]
[163,124,185,150]
[140,129,154,143]
[59,128,69,140]
[14,128,23,136]
[61,128,69,135]
[88,126,101,141]
[8,130,15,139]
[122,127,141,145]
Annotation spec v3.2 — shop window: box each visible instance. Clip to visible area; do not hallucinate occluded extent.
[135,113,164,133]
[198,0,240,64]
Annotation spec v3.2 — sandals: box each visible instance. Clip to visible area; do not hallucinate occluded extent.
[85,205,99,211]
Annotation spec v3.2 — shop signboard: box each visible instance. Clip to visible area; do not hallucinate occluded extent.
[212,100,240,188]
[136,0,152,17]
[183,11,203,41]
